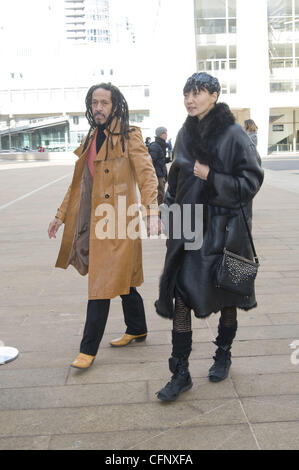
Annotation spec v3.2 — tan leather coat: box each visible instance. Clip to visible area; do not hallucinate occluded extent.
[55,123,158,299]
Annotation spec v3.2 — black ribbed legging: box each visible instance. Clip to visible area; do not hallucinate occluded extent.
[173,296,237,333]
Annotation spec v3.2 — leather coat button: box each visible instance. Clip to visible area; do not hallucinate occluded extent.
[104,169,109,173]
[105,194,110,199]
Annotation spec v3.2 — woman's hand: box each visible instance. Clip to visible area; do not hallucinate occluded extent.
[194,161,210,180]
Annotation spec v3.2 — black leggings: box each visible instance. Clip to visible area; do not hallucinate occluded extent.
[173,296,237,333]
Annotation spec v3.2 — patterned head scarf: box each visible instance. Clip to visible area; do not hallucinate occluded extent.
[183,72,221,97]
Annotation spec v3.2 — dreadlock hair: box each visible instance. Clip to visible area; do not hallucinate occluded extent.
[83,82,133,156]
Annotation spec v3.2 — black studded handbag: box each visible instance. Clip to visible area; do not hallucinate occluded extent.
[215,181,260,297]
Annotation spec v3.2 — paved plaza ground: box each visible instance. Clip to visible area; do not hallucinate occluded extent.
[0,156,299,450]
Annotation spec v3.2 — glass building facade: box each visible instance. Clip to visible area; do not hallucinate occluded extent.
[194,0,237,95]
[194,0,299,154]
[269,0,299,92]
[268,0,299,151]
[0,122,69,152]
[65,0,111,43]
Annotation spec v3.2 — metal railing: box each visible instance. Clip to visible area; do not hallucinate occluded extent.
[268,143,294,152]
[198,59,237,72]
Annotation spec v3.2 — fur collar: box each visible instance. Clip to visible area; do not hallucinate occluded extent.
[183,102,235,164]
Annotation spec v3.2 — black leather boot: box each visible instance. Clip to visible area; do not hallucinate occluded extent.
[208,319,238,383]
[156,356,193,401]
[157,330,193,401]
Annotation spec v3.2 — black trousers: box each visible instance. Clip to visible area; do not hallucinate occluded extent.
[80,287,147,356]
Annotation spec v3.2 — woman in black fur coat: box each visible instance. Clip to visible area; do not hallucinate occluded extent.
[155,73,264,401]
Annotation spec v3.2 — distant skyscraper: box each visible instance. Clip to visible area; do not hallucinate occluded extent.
[64,0,111,44]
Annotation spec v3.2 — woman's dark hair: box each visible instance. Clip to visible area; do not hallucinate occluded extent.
[83,82,132,155]
[183,72,221,97]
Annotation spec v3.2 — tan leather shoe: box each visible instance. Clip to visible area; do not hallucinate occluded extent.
[110,333,147,347]
[71,353,95,369]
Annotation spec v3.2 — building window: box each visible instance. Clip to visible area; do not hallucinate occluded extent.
[268,0,292,17]
[268,0,298,77]
[73,116,79,125]
[229,82,237,94]
[270,81,293,92]
[194,0,237,74]
[129,111,150,123]
[77,133,85,143]
[144,88,150,97]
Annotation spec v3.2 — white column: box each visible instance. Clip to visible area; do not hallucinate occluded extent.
[236,0,269,157]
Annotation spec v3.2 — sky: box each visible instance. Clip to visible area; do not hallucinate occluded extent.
[0,0,168,85]
[0,0,162,52]
[0,0,196,136]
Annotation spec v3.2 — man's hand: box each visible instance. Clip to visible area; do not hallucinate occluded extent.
[146,215,162,237]
[194,161,210,180]
[48,217,63,239]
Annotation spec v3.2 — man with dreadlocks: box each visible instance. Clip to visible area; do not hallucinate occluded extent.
[48,83,160,369]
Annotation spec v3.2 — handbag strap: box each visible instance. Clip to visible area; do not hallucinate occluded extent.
[236,179,259,263]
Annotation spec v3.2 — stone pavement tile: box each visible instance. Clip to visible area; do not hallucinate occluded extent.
[230,355,296,376]
[0,309,84,330]
[256,271,283,279]
[232,372,299,397]
[0,350,81,370]
[129,423,258,451]
[4,338,291,373]
[0,435,51,451]
[281,271,299,278]
[0,399,246,437]
[241,395,299,423]
[229,324,299,341]
[1,343,216,371]
[256,277,299,288]
[49,424,258,450]
[252,422,299,450]
[255,238,291,248]
[192,328,214,343]
[231,338,293,357]
[258,263,299,272]
[0,303,86,318]
[267,313,299,325]
[0,381,147,411]
[255,295,299,314]
[49,430,164,450]
[67,358,213,385]
[1,338,292,372]
[0,367,68,389]
[0,324,82,352]
[255,284,299,295]
[242,394,299,423]
[206,312,273,327]
[67,359,171,385]
[0,292,88,308]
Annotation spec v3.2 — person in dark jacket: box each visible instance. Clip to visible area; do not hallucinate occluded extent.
[145,137,152,149]
[149,127,169,205]
[155,73,264,401]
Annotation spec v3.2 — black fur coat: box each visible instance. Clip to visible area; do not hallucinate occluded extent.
[155,103,264,319]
